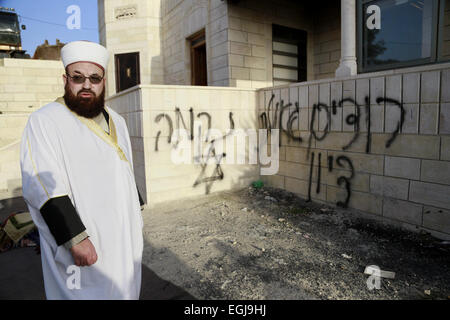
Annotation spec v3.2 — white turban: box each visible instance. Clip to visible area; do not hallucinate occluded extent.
[61,41,109,71]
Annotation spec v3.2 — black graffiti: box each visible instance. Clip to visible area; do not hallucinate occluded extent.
[307,152,315,202]
[287,102,303,143]
[192,140,226,195]
[307,102,331,158]
[261,94,405,155]
[174,107,194,141]
[229,112,235,130]
[259,95,302,145]
[335,155,354,208]
[197,112,211,142]
[259,93,405,207]
[306,152,355,208]
[378,97,405,148]
[154,107,236,194]
[316,152,322,194]
[155,107,235,150]
[154,113,173,151]
[340,98,361,151]
[328,155,333,172]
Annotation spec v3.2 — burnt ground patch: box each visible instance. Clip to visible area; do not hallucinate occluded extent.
[143,186,450,300]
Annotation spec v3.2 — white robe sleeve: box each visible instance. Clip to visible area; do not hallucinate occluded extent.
[20,112,69,210]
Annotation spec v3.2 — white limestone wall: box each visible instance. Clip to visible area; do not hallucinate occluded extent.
[0,58,64,114]
[107,84,260,207]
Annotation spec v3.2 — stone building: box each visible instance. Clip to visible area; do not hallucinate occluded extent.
[32,39,65,60]
[99,0,450,239]
[98,0,342,95]
[1,0,449,239]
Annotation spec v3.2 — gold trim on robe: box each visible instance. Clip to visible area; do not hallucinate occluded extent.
[55,97,129,163]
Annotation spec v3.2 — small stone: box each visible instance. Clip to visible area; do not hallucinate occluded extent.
[341,253,352,260]
[221,280,231,290]
[241,207,248,212]
[264,196,277,202]
[278,218,285,222]
[424,290,431,295]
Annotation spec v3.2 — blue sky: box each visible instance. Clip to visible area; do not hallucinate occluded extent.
[0,0,98,56]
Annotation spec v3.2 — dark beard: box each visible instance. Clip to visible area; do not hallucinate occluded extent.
[63,84,105,119]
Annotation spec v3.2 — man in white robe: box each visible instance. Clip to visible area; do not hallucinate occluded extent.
[20,41,144,299]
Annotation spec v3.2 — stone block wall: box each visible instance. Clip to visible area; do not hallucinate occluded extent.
[257,62,450,239]
[107,84,260,207]
[0,139,21,199]
[0,58,64,114]
[0,58,65,200]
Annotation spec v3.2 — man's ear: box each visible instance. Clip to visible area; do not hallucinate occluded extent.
[63,74,67,86]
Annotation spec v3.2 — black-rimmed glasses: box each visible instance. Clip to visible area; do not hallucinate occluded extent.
[66,73,104,84]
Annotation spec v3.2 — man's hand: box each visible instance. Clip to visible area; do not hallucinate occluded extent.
[70,238,98,267]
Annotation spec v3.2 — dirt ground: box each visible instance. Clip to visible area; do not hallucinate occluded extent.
[142,186,450,300]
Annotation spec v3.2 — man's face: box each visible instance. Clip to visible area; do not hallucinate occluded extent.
[63,62,106,118]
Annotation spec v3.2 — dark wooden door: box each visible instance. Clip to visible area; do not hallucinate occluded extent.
[115,52,140,93]
[190,31,207,86]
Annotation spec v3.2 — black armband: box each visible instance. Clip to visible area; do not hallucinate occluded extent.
[137,187,144,206]
[40,196,86,246]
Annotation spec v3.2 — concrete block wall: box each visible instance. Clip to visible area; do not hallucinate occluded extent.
[0,58,64,114]
[258,62,450,240]
[107,84,260,208]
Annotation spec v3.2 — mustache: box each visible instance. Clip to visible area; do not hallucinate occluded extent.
[77,89,95,95]
[63,83,105,119]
